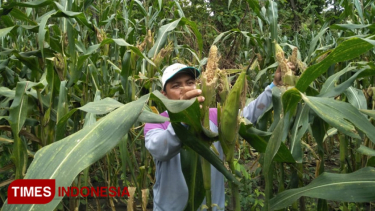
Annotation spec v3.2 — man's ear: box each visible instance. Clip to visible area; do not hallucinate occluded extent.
[161,90,167,97]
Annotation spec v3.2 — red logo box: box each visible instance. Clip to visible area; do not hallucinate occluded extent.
[8,179,55,204]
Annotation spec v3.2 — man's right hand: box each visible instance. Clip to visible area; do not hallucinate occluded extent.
[179,87,205,103]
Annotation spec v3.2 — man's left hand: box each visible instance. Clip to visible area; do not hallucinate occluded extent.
[273,62,296,86]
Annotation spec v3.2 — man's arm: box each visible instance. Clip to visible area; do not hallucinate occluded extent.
[144,122,182,161]
[242,83,275,124]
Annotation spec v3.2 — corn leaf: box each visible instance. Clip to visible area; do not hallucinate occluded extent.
[289,104,310,163]
[306,27,329,63]
[263,117,284,176]
[0,26,15,39]
[345,87,367,110]
[2,95,149,211]
[357,145,375,157]
[4,0,54,8]
[245,0,266,22]
[302,94,375,144]
[319,65,363,98]
[296,38,374,92]
[181,148,205,211]
[148,19,181,59]
[79,98,124,115]
[239,123,295,163]
[330,24,375,32]
[270,167,375,210]
[8,82,29,179]
[360,109,375,118]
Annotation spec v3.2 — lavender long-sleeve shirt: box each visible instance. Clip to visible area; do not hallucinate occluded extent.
[144,85,274,211]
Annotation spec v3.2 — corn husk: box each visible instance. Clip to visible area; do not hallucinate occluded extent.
[219,71,247,162]
[217,69,230,105]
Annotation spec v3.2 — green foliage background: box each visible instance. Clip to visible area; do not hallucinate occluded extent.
[1,0,375,210]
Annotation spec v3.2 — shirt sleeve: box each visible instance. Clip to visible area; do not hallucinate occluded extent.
[144,122,182,162]
[242,84,273,124]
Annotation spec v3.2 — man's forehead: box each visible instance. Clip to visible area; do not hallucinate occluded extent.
[167,72,196,83]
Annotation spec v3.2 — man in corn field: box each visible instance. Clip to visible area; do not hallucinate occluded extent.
[144,62,291,211]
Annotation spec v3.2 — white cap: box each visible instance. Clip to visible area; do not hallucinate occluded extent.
[162,63,200,91]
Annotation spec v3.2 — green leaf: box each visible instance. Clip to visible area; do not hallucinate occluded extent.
[102,38,156,67]
[9,82,29,134]
[0,26,15,39]
[13,52,40,73]
[306,27,329,63]
[0,87,15,98]
[359,109,375,118]
[319,65,362,98]
[268,87,282,131]
[8,82,29,179]
[267,1,278,55]
[4,0,54,8]
[148,19,181,59]
[301,94,375,144]
[246,0,266,22]
[138,110,169,123]
[254,62,278,84]
[354,0,365,24]
[10,8,37,25]
[289,104,310,163]
[357,145,375,157]
[181,148,205,211]
[38,11,56,59]
[263,116,284,176]
[239,122,295,163]
[345,87,367,110]
[296,38,374,92]
[330,24,375,32]
[180,18,203,54]
[2,95,149,211]
[79,98,124,115]
[282,88,301,117]
[133,0,147,16]
[52,7,93,30]
[270,167,375,210]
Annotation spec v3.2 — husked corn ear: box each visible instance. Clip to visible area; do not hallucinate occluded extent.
[219,71,246,162]
[201,45,219,129]
[275,42,285,63]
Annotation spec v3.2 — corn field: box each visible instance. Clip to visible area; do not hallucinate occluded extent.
[1,0,375,210]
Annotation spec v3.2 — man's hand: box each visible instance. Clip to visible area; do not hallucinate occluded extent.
[273,62,296,86]
[180,87,205,108]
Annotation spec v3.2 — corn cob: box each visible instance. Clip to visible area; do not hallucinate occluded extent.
[201,45,219,129]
